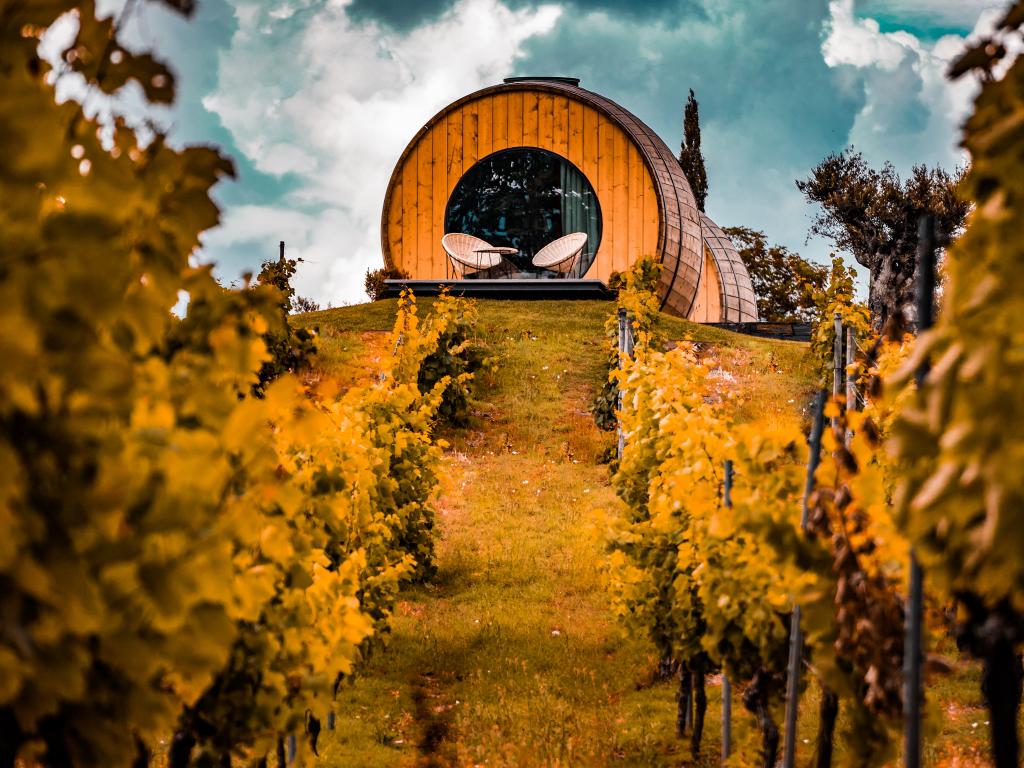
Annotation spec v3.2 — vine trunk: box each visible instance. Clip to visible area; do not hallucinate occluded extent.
[691,667,707,756]
[676,667,692,737]
[0,710,21,768]
[815,685,839,768]
[742,668,779,768]
[983,642,1022,768]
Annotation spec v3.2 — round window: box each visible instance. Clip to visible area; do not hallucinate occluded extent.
[444,148,602,278]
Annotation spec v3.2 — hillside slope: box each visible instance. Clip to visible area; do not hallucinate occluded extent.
[293,299,991,767]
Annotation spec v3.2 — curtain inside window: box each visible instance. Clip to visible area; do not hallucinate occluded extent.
[559,163,600,278]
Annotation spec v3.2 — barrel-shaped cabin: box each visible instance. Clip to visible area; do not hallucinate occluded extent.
[380,77,758,322]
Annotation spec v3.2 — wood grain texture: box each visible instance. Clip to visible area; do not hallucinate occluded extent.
[553,95,569,157]
[431,123,447,276]
[596,116,615,281]
[492,93,508,152]
[689,246,722,322]
[387,179,403,271]
[477,97,492,159]
[446,110,463,180]
[508,90,523,146]
[581,104,598,180]
[400,152,417,274]
[567,98,583,168]
[539,92,554,149]
[628,145,643,268]
[612,127,629,274]
[416,133,433,279]
[699,212,758,321]
[643,170,659,261]
[462,100,479,169]
[522,90,539,146]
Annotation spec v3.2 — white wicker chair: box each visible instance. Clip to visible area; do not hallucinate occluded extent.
[531,232,587,277]
[441,233,504,278]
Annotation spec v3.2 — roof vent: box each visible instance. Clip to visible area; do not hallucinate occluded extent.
[503,76,580,87]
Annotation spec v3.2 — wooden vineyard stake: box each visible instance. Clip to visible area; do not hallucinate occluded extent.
[722,459,734,762]
[904,214,936,768]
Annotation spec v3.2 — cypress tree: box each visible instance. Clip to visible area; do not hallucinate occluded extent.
[678,89,708,212]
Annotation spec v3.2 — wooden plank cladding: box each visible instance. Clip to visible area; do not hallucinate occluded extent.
[699,213,758,322]
[381,78,723,318]
[383,88,660,283]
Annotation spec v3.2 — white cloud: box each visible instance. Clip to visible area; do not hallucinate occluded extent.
[203,206,318,251]
[818,0,1019,298]
[821,0,1000,174]
[201,0,562,305]
[824,12,919,70]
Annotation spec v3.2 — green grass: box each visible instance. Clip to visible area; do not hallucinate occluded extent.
[296,299,1004,768]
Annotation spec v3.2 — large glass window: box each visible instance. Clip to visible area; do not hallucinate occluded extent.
[444,148,602,278]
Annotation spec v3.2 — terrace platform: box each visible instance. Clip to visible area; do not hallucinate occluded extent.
[382,279,614,301]
[708,322,812,342]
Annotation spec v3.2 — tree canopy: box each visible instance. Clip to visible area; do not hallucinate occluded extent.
[796,150,968,329]
[723,227,828,322]
[678,89,708,212]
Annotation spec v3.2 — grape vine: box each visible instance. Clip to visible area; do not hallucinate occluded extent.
[0,3,482,765]
[891,5,1024,764]
[606,276,921,765]
[591,257,662,431]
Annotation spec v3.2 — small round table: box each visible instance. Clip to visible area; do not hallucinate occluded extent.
[473,247,518,277]
[473,246,518,255]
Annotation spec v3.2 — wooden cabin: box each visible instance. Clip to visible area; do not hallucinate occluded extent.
[380,77,758,322]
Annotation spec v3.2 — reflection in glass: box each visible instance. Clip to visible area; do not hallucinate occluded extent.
[444,148,602,278]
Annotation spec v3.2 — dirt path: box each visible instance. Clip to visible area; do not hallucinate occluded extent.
[319,303,697,767]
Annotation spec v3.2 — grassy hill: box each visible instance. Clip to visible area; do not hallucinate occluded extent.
[293,299,992,767]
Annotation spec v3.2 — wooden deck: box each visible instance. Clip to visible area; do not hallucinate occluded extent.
[382,279,614,301]
[709,322,812,342]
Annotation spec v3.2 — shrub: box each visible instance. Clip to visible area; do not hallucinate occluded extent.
[365,266,410,302]
[387,289,492,429]
[253,248,318,396]
[293,295,321,313]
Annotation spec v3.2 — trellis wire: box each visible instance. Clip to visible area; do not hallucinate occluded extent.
[782,388,827,768]
[904,214,936,768]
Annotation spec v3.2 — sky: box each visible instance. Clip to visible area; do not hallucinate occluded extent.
[74,0,1007,305]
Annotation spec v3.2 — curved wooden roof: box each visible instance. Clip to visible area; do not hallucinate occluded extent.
[700,213,759,322]
[380,77,704,315]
